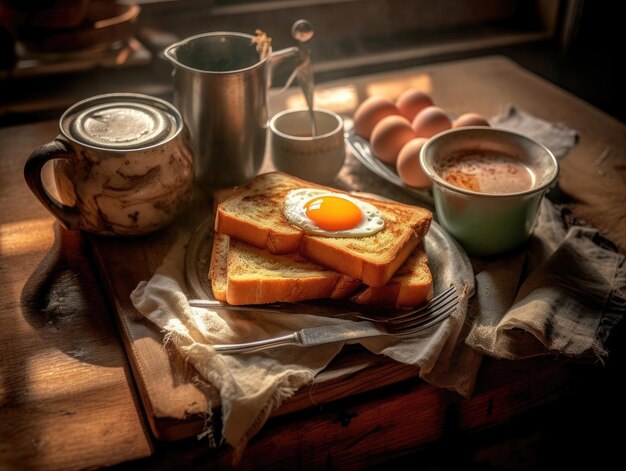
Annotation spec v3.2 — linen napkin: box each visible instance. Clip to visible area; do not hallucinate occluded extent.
[131,227,480,462]
[490,105,579,159]
[465,198,626,359]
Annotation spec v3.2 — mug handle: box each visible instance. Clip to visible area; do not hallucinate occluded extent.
[23,137,80,230]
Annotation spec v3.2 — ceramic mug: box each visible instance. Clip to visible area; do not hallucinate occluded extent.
[420,127,559,256]
[24,93,194,236]
[270,108,345,184]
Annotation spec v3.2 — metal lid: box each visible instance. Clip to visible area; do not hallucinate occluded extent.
[61,93,181,151]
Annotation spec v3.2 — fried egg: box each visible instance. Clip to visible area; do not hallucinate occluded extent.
[283,188,385,237]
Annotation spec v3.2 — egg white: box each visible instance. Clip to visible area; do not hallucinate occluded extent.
[283,188,385,237]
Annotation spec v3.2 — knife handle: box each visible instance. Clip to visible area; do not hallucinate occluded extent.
[212,333,299,354]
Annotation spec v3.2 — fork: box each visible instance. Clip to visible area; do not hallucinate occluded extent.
[210,287,459,354]
[188,286,456,322]
[334,286,456,323]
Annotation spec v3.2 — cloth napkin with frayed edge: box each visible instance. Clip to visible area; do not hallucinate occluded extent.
[465,198,626,360]
[130,233,479,462]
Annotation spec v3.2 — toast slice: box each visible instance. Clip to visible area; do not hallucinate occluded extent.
[210,233,361,305]
[350,243,433,306]
[210,233,432,307]
[215,172,432,287]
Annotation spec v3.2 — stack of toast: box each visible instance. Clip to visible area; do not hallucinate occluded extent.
[209,172,434,307]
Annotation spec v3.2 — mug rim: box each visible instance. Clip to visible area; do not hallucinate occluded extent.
[270,108,344,141]
[163,31,270,75]
[420,126,560,199]
[59,93,184,153]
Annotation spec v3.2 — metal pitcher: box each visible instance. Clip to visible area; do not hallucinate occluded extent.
[164,30,308,187]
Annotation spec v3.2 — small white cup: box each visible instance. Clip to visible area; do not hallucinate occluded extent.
[269,108,345,184]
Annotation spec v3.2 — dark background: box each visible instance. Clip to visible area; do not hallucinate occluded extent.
[1,0,624,126]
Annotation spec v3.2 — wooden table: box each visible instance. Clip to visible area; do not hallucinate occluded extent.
[1,56,624,470]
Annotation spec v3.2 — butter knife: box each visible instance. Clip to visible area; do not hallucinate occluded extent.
[210,304,454,354]
[212,321,383,354]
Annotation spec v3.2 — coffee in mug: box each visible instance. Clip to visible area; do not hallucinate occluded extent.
[420,127,559,256]
[439,150,535,194]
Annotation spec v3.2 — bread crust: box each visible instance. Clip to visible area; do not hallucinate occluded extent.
[209,234,361,305]
[351,243,433,306]
[226,274,360,305]
[209,232,229,301]
[215,212,302,253]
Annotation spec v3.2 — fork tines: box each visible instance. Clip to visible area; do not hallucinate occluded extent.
[390,298,458,336]
[387,286,457,324]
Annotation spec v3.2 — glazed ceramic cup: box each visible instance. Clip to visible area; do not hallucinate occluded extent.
[24,93,194,237]
[420,127,559,257]
[270,108,345,184]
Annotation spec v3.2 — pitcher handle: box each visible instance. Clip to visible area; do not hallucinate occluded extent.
[269,46,299,68]
[24,137,80,230]
[268,46,300,89]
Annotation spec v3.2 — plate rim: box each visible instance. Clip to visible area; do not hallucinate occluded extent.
[344,129,434,207]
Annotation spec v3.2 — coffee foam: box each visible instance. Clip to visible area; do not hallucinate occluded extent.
[438,150,535,194]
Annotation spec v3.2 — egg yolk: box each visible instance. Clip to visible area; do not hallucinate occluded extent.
[304,196,363,231]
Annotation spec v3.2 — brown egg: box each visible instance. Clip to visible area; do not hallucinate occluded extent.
[452,112,490,128]
[353,96,400,140]
[395,89,434,121]
[370,115,416,165]
[411,106,452,138]
[396,137,431,188]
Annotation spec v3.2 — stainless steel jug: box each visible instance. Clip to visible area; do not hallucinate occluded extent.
[164,31,303,187]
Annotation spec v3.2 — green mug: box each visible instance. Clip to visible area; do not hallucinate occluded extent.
[420,127,559,257]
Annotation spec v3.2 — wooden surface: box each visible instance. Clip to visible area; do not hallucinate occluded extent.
[233,357,568,470]
[1,55,624,470]
[0,124,152,469]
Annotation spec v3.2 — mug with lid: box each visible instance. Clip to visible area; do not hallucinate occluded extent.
[24,93,194,236]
